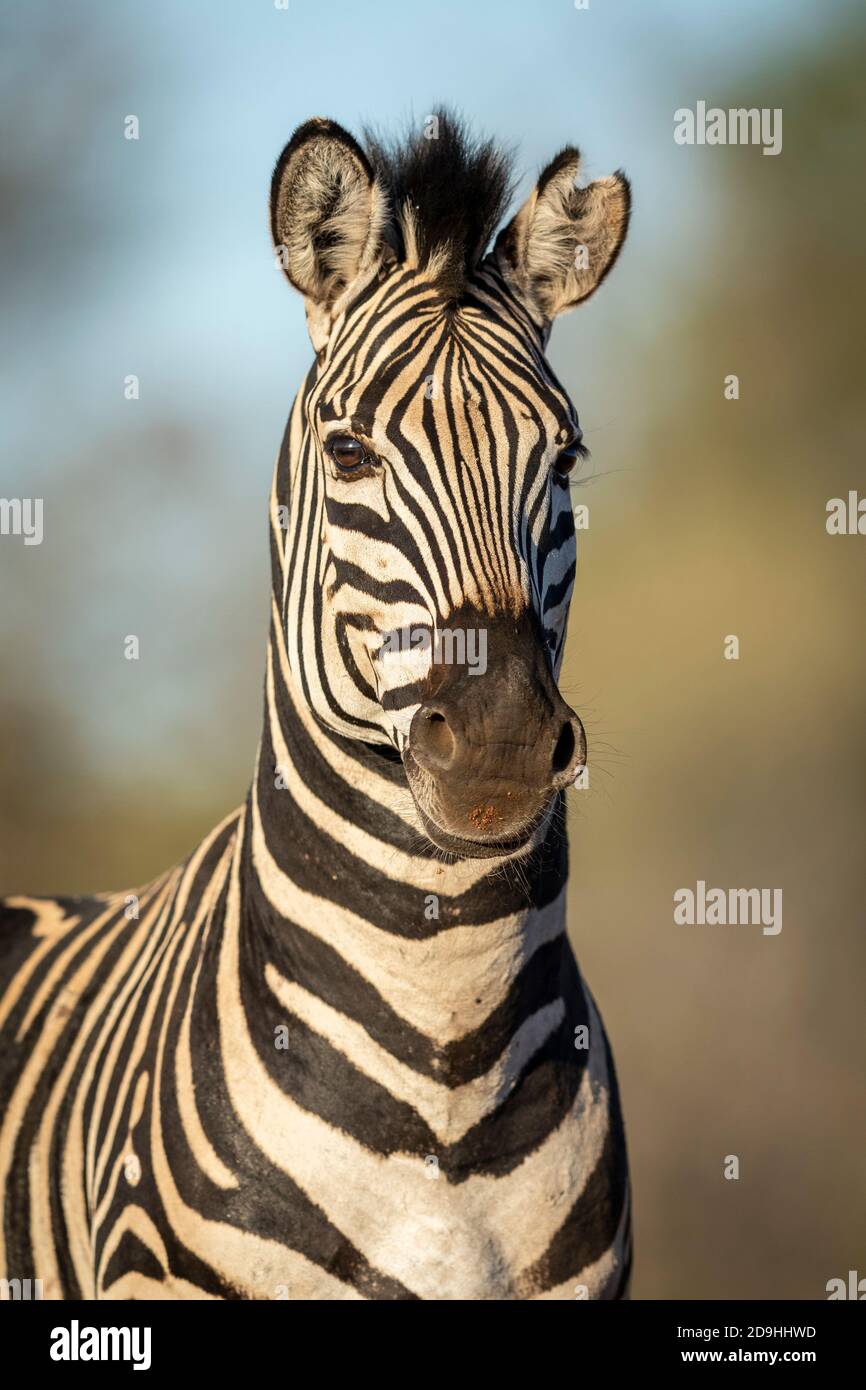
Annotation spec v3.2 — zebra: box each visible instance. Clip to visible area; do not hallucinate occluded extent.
[0,111,631,1301]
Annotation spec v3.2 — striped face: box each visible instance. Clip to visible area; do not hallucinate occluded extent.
[271,117,629,856]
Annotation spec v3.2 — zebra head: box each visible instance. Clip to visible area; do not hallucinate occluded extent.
[270,113,629,859]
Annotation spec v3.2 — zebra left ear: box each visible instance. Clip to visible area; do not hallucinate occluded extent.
[270,118,389,349]
[494,148,630,323]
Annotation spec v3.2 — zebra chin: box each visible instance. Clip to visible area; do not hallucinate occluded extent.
[400,609,587,860]
[404,778,560,860]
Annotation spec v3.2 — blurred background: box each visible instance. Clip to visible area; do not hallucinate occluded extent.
[1,0,863,1298]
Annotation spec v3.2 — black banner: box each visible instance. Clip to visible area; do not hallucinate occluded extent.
[1,1298,861,1375]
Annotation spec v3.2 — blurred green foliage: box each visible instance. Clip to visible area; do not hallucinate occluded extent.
[1,5,863,1299]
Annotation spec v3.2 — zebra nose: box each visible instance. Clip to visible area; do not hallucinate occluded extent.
[409,701,586,789]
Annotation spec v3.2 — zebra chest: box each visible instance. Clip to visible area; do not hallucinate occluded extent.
[332,1165,567,1301]
[84,1029,619,1301]
[237,1064,608,1300]
[80,896,620,1300]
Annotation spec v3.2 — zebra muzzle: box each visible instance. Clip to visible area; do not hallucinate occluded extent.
[404,610,586,856]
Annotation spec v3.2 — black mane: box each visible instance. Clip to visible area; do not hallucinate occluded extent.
[364,109,514,302]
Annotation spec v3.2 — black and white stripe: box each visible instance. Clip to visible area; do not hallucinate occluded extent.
[0,112,631,1300]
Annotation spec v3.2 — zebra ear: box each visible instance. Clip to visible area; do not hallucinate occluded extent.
[494,148,630,323]
[270,118,388,346]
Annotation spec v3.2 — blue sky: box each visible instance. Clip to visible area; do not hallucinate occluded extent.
[0,0,844,779]
[3,0,829,462]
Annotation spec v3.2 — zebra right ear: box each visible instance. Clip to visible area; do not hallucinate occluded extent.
[494,147,630,325]
[270,118,389,348]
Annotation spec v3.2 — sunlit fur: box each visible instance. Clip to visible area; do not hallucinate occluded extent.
[0,114,631,1300]
[280,256,580,754]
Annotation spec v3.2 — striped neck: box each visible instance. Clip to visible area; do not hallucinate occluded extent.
[240,608,570,1048]
[226,619,576,1161]
[230,333,575,1126]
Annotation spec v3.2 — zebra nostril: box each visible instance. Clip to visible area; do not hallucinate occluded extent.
[551,714,587,785]
[411,705,457,771]
[552,721,575,775]
[424,711,455,765]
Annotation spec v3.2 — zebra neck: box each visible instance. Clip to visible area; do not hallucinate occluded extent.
[238,620,571,1058]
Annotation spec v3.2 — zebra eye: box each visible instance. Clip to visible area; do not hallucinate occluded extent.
[554,432,588,478]
[326,435,370,473]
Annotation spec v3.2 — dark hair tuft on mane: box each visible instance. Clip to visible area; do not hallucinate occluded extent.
[363,109,515,302]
